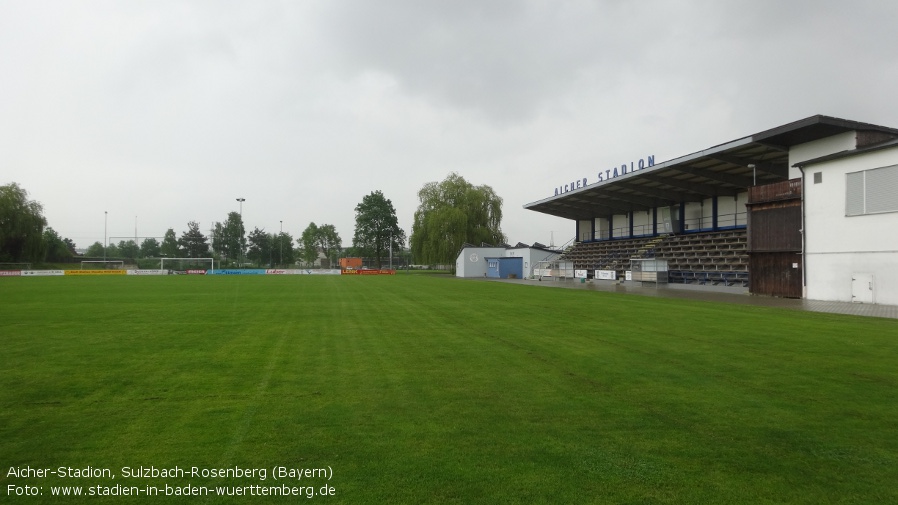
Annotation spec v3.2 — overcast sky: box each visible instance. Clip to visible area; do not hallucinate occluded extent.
[3,0,897,251]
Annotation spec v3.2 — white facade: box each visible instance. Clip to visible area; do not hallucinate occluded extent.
[578,219,592,241]
[575,191,749,241]
[789,132,857,179]
[456,246,561,278]
[632,209,652,236]
[801,143,898,305]
[456,247,506,278]
[505,247,561,278]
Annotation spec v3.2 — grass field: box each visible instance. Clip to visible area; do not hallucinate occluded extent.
[1,275,897,504]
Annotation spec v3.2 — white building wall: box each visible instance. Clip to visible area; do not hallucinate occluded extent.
[457,247,560,278]
[506,248,560,278]
[683,201,703,231]
[803,146,898,305]
[702,198,714,229]
[578,219,592,241]
[456,247,506,278]
[735,191,749,226]
[789,131,857,179]
[717,195,738,228]
[612,213,630,238]
[595,218,609,240]
[632,209,652,236]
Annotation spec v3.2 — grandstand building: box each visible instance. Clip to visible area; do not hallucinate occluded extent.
[524,115,898,305]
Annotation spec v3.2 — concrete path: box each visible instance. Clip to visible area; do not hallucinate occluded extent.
[486,277,898,320]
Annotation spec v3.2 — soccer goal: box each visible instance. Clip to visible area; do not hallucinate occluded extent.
[0,262,32,270]
[159,258,215,273]
[81,260,125,270]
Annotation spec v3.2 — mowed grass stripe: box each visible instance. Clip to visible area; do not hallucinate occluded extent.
[1,275,897,504]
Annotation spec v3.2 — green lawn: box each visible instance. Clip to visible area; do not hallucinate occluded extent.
[1,275,897,504]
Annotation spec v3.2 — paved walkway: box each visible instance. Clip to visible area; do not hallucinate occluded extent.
[488,277,898,320]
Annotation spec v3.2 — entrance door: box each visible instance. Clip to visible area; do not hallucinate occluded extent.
[851,273,874,303]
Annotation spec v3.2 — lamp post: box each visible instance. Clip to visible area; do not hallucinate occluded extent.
[236,198,245,266]
[104,211,108,261]
[279,220,283,268]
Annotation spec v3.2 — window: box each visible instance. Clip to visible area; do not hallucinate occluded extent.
[846,164,898,216]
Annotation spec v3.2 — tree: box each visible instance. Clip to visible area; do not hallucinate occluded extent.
[178,221,209,258]
[105,242,121,258]
[160,228,180,258]
[246,227,272,267]
[42,227,72,262]
[139,238,161,258]
[298,222,343,268]
[212,212,245,266]
[210,222,224,260]
[85,241,105,257]
[317,224,342,268]
[63,237,77,257]
[271,232,295,267]
[353,190,405,269]
[117,240,139,259]
[299,222,320,267]
[0,182,47,262]
[411,173,505,267]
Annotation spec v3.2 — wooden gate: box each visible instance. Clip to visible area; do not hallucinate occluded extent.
[747,180,803,298]
[749,253,802,298]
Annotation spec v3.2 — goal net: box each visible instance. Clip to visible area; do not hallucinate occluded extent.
[81,260,125,270]
[0,262,32,270]
[159,257,215,273]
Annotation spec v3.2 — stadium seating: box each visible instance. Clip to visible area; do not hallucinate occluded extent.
[561,229,749,287]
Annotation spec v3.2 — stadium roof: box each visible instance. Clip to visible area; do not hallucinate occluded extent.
[524,115,898,220]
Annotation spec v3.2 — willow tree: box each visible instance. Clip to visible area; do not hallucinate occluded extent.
[0,182,47,262]
[410,173,505,267]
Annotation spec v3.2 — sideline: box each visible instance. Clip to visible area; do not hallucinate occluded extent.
[479,277,898,320]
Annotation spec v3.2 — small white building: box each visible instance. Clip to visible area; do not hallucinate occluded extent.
[456,245,505,278]
[456,243,561,278]
[796,139,898,305]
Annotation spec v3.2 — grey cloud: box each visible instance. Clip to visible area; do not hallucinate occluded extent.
[315,1,656,124]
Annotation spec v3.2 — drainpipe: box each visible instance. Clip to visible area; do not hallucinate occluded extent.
[797,165,807,298]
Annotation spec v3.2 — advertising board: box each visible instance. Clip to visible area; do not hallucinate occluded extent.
[22,270,65,276]
[64,270,127,275]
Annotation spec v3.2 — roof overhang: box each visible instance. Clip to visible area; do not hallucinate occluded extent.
[524,115,898,220]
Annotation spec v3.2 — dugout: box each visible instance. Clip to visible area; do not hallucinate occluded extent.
[525,115,898,304]
[630,258,668,286]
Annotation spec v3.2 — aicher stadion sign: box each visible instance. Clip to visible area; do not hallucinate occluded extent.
[554,155,655,196]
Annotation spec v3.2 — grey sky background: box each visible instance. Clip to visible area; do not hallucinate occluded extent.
[3,0,897,252]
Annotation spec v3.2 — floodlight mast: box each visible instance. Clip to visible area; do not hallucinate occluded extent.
[236,198,245,266]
